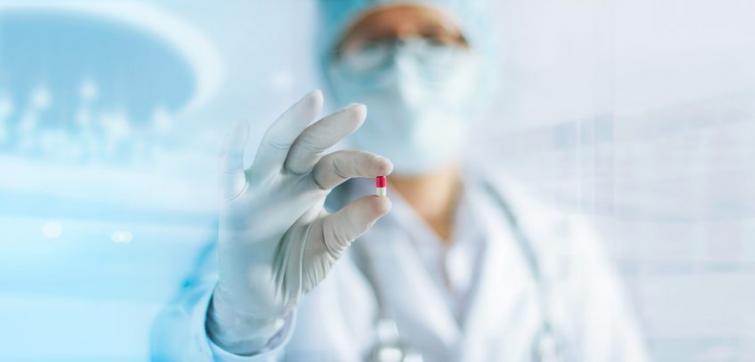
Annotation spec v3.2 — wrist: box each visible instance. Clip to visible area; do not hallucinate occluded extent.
[207,289,288,355]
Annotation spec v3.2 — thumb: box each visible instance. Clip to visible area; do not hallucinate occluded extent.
[321,195,391,259]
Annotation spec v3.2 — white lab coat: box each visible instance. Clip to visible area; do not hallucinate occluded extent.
[150,172,649,362]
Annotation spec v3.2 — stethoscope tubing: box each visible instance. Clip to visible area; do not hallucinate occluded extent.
[353,180,567,362]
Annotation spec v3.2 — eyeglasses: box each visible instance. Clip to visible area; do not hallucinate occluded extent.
[332,36,469,75]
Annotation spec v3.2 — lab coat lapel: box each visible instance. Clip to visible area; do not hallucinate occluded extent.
[491,176,573,280]
[363,225,462,354]
[459,184,540,360]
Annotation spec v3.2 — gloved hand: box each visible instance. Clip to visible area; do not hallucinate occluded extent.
[208,90,392,354]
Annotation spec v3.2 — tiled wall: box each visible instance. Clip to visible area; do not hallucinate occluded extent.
[477,108,755,360]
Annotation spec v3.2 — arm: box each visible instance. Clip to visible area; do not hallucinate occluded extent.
[567,218,651,362]
[152,90,392,361]
[149,242,292,362]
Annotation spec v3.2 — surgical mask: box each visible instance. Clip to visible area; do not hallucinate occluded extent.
[328,37,481,174]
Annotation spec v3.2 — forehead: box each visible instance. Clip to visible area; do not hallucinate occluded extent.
[344,4,460,36]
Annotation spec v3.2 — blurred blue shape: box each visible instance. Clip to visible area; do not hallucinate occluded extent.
[0,9,195,162]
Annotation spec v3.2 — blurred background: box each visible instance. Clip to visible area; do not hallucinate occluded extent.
[1,0,754,360]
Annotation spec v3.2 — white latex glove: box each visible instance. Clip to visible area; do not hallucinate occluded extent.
[208,90,393,354]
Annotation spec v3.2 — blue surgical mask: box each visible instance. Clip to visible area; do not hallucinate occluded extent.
[328,37,481,175]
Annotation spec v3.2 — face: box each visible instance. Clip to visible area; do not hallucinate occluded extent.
[326,4,482,174]
[335,4,468,59]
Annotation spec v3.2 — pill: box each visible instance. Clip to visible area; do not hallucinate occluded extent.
[375,176,387,197]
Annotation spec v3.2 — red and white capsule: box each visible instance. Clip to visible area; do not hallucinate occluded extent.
[375,176,387,197]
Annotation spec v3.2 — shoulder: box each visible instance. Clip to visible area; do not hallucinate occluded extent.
[477,170,612,275]
[479,173,647,354]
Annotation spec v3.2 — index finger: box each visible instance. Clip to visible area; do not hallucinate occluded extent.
[284,103,366,174]
[250,90,324,177]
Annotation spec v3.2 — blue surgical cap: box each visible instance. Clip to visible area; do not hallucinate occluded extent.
[315,0,500,115]
[316,0,499,78]
[317,0,495,58]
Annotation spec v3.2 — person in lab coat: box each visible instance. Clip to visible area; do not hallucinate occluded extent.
[150,0,650,361]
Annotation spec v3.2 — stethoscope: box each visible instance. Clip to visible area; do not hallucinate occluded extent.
[352,180,569,362]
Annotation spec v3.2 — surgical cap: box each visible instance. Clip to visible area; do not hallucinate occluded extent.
[315,0,500,113]
[315,0,498,69]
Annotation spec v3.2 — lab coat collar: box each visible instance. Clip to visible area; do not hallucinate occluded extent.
[342,174,539,359]
[345,178,463,349]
